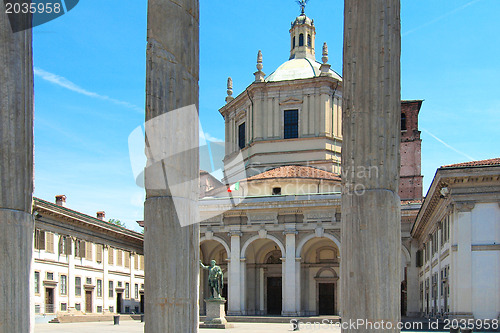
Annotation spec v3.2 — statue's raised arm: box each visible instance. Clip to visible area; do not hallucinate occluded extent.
[199,260,209,270]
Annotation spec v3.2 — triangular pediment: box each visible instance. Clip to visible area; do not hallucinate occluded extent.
[279,97,303,105]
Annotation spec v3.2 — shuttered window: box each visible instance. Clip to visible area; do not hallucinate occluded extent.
[45,232,54,253]
[96,244,103,263]
[108,247,114,265]
[85,242,93,261]
[124,252,130,268]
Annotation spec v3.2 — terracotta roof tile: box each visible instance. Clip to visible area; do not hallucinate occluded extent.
[247,165,341,181]
[441,157,500,169]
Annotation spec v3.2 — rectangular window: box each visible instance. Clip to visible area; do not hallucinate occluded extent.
[59,236,72,255]
[117,281,122,287]
[284,109,299,139]
[97,306,102,313]
[140,255,144,271]
[75,303,81,311]
[141,284,144,290]
[108,247,114,265]
[75,239,86,258]
[135,284,139,299]
[96,244,103,263]
[35,304,41,314]
[109,281,114,298]
[85,242,93,261]
[46,272,54,280]
[60,275,67,295]
[238,122,246,150]
[34,229,45,250]
[109,306,114,313]
[117,250,123,266]
[75,277,82,296]
[60,303,67,311]
[45,232,54,253]
[134,254,139,270]
[34,271,40,294]
[86,277,92,285]
[124,252,130,268]
[97,279,102,297]
[125,283,130,299]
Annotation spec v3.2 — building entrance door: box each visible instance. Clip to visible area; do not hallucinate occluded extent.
[266,277,282,315]
[45,288,54,313]
[85,290,92,313]
[318,283,335,315]
[140,294,144,313]
[222,283,228,313]
[117,292,123,314]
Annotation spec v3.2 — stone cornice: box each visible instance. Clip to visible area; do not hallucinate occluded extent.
[411,165,500,239]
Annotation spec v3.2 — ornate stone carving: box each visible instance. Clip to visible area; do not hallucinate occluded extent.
[455,202,475,212]
[247,212,278,224]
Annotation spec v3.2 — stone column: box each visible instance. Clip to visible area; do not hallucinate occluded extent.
[228,229,242,315]
[102,246,109,312]
[341,1,401,332]
[0,7,34,333]
[283,227,298,316]
[68,240,76,310]
[449,202,474,319]
[406,240,420,317]
[144,0,199,332]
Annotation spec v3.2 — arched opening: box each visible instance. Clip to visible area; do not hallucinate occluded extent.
[199,240,228,315]
[292,36,296,49]
[300,237,340,315]
[307,34,312,47]
[244,238,283,315]
[401,113,407,131]
[299,33,304,47]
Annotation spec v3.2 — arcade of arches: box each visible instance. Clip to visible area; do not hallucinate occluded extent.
[200,235,411,316]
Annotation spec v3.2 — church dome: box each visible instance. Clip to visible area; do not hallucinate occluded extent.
[265,58,342,82]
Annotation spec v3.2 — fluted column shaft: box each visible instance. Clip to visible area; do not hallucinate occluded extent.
[145,0,200,332]
[341,1,401,332]
[0,8,34,333]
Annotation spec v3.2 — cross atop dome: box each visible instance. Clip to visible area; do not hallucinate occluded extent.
[296,0,309,15]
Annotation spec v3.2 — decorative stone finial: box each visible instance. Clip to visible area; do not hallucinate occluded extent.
[256,50,263,71]
[322,42,329,64]
[320,42,332,77]
[225,77,234,103]
[254,50,265,82]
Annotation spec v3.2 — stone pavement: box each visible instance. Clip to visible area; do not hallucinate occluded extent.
[35,321,327,332]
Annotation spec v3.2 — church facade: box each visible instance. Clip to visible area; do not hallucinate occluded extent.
[198,11,423,317]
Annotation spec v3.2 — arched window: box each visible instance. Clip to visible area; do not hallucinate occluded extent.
[401,113,407,131]
[292,36,295,49]
[299,33,304,47]
[307,34,312,47]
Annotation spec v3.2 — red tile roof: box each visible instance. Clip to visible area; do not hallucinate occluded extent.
[441,157,500,169]
[247,165,341,181]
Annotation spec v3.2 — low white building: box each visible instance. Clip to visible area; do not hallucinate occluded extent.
[33,196,144,317]
[411,158,500,320]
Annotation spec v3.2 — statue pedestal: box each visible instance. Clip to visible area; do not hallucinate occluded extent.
[199,298,233,329]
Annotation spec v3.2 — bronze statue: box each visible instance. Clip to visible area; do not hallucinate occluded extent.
[200,260,224,299]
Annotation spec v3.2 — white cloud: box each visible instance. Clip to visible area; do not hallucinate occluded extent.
[34,67,143,113]
[403,0,481,37]
[422,128,476,161]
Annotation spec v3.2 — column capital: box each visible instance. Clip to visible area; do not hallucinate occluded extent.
[283,229,298,236]
[454,201,475,212]
[228,230,242,237]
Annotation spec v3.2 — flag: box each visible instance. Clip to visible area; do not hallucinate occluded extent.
[227,182,240,193]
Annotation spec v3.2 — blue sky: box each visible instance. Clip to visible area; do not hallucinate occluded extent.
[32,0,499,231]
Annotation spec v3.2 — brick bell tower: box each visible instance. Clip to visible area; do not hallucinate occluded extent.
[399,100,424,200]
